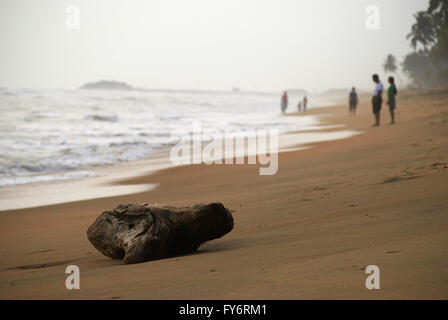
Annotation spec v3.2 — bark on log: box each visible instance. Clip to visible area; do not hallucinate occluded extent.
[87,202,234,264]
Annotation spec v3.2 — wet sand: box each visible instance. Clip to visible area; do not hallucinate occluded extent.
[1,91,447,299]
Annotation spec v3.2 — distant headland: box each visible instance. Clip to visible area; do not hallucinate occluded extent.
[79,80,134,91]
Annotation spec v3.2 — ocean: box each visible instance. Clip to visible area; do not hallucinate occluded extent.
[0,87,335,188]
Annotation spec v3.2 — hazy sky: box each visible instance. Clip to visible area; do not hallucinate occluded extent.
[0,0,429,93]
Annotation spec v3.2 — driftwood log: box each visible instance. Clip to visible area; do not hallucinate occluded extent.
[87,202,234,264]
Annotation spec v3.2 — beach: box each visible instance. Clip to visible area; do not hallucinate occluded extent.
[1,91,447,299]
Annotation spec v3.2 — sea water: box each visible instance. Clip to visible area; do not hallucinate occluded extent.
[0,87,336,188]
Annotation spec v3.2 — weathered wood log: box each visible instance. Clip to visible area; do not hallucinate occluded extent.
[87,202,234,264]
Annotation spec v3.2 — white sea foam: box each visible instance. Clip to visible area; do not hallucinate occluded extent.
[0,172,102,187]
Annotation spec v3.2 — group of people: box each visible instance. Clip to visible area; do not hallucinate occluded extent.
[348,74,397,126]
[281,74,397,127]
[281,92,307,113]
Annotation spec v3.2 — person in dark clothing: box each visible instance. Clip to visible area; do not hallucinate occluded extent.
[303,96,308,111]
[281,91,288,113]
[349,87,358,116]
[371,74,383,126]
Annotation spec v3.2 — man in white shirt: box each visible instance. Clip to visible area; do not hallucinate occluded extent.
[372,74,383,126]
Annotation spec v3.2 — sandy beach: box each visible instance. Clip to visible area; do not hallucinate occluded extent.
[1,91,447,299]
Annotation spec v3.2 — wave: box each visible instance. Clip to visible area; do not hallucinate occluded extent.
[18,163,78,173]
[0,87,329,187]
[109,141,148,147]
[0,171,102,187]
[84,114,119,122]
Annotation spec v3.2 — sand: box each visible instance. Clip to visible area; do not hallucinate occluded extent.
[1,91,447,299]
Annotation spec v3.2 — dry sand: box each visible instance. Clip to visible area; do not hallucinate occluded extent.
[1,91,447,299]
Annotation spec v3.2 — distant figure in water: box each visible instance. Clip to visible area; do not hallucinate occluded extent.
[297,101,302,112]
[281,91,288,113]
[387,76,398,124]
[303,96,308,111]
[371,74,383,126]
[349,87,358,116]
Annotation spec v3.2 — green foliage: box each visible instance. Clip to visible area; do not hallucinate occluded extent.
[402,51,436,89]
[407,12,437,51]
[383,54,398,73]
[428,0,448,27]
[403,0,448,89]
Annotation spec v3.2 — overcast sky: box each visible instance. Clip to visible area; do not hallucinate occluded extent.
[0,0,429,93]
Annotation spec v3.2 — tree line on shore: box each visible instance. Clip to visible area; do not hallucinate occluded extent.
[383,0,448,90]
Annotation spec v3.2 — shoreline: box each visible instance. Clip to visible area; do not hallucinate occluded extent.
[0,102,360,211]
[1,91,447,299]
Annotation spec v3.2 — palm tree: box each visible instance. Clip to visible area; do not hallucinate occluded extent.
[383,54,404,88]
[404,0,448,89]
[383,54,398,73]
[428,0,448,88]
[407,11,437,51]
[428,0,448,28]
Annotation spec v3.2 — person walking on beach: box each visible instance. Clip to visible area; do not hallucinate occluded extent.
[371,74,383,126]
[349,87,358,116]
[297,101,302,112]
[281,91,288,113]
[303,96,308,111]
[387,76,398,124]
